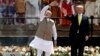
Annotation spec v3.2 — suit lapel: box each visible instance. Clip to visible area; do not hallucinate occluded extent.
[76,14,79,33]
[80,15,84,26]
[76,14,79,26]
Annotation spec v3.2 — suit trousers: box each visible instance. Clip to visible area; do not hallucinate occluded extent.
[70,34,85,56]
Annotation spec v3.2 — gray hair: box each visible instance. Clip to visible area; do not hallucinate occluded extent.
[76,5,84,9]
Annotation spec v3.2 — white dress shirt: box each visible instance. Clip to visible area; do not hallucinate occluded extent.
[78,13,82,25]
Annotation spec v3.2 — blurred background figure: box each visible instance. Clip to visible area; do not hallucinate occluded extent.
[60,0,75,26]
[50,0,61,25]
[85,0,99,26]
[8,0,16,25]
[95,0,100,25]
[2,0,15,25]
[42,0,49,7]
[0,0,5,24]
[15,0,26,25]
[25,0,40,25]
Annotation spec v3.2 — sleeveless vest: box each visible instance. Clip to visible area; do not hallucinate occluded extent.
[35,18,54,41]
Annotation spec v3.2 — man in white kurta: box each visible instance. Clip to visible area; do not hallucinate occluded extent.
[29,1,57,56]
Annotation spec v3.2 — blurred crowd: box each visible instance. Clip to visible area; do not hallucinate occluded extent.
[0,0,41,25]
[33,0,100,26]
[0,0,99,26]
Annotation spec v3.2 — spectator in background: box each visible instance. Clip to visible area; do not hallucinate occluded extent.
[2,0,15,25]
[60,0,75,26]
[15,0,26,25]
[85,0,99,25]
[25,0,40,25]
[49,0,61,25]
[8,0,16,25]
[0,0,5,24]
[95,0,100,25]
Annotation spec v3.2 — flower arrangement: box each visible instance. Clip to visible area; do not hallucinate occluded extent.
[1,46,100,56]
[0,46,31,56]
[51,46,71,56]
[52,46,100,56]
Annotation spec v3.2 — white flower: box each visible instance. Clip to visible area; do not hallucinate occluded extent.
[25,52,30,56]
[22,47,26,52]
[57,46,62,51]
[5,46,9,50]
[96,46,100,50]
[68,52,71,56]
[20,52,25,55]
[54,48,58,51]
[90,48,94,52]
[55,52,59,55]
[67,46,71,51]
[2,48,7,52]
[61,48,66,52]
[84,46,89,52]
[96,54,100,56]
[8,47,13,52]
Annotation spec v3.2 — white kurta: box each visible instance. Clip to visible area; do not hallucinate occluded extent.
[29,5,57,54]
[25,0,40,25]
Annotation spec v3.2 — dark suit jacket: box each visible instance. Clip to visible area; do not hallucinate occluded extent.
[65,14,90,38]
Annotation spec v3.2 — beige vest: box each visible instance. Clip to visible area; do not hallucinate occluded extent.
[35,18,54,41]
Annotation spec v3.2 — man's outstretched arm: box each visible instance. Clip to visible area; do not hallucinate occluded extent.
[40,1,58,21]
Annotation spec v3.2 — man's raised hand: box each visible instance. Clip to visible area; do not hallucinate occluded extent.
[61,8,67,16]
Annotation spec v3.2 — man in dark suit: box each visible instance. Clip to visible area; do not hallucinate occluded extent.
[62,5,90,56]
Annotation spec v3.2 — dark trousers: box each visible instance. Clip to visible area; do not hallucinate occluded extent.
[16,13,25,24]
[71,34,85,56]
